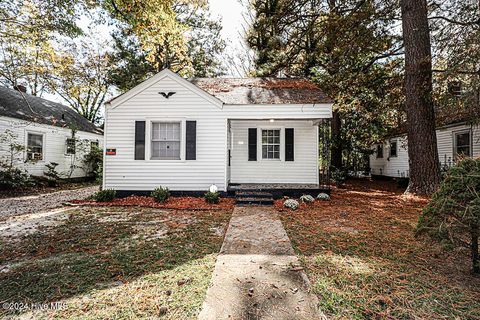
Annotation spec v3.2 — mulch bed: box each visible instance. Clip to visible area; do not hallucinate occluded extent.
[70,196,235,210]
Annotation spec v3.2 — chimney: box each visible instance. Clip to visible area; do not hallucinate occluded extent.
[14,85,27,93]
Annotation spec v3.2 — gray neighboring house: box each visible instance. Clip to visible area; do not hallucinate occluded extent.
[0,86,103,178]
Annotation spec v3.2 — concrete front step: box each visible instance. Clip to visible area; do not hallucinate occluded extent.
[235,191,274,206]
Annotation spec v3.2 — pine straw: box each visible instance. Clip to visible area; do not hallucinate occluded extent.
[71,196,235,210]
[278,179,480,319]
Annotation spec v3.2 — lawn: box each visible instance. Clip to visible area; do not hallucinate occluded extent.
[0,206,232,319]
[279,179,480,319]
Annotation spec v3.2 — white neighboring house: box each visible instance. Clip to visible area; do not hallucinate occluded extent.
[370,122,480,178]
[103,69,333,194]
[0,86,103,178]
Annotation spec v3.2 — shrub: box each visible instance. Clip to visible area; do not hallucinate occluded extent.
[0,167,35,190]
[283,199,299,210]
[151,186,170,203]
[417,157,480,273]
[83,146,103,178]
[205,191,220,204]
[300,194,315,203]
[44,162,60,186]
[94,189,116,202]
[317,193,330,201]
[331,168,347,186]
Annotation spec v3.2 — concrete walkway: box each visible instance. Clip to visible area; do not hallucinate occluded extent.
[198,206,324,320]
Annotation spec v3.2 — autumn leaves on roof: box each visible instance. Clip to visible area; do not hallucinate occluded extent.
[191,77,333,105]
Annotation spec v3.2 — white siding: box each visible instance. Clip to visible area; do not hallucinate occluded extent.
[230,120,318,184]
[370,123,480,178]
[0,116,103,178]
[104,71,331,191]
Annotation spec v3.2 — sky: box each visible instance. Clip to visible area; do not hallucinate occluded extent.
[209,0,247,76]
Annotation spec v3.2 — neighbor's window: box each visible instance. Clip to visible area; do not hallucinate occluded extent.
[376,144,383,158]
[262,129,280,159]
[389,140,397,157]
[26,133,43,161]
[454,130,471,158]
[151,122,181,160]
[66,138,76,154]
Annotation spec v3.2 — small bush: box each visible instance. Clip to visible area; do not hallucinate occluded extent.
[44,162,60,186]
[0,167,35,190]
[151,186,170,203]
[317,193,330,201]
[283,199,299,210]
[205,191,220,204]
[331,168,347,186]
[94,189,116,202]
[300,194,315,203]
[417,157,480,273]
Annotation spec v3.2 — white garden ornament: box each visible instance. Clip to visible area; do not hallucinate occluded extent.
[283,199,299,210]
[317,193,330,201]
[300,195,315,203]
[209,184,218,193]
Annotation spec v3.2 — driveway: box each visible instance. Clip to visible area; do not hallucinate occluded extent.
[0,185,98,219]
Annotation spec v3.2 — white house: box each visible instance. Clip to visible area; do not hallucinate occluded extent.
[0,86,103,178]
[103,69,333,195]
[370,122,480,178]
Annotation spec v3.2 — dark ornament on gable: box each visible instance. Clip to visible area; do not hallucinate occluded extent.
[159,92,176,99]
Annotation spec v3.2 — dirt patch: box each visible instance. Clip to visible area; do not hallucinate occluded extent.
[0,207,74,241]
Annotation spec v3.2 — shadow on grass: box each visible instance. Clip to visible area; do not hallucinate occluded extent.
[0,207,231,317]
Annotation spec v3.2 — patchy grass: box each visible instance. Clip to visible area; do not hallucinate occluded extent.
[0,206,232,319]
[279,179,480,319]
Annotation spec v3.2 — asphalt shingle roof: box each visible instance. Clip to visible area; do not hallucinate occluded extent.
[0,86,101,134]
[191,78,333,105]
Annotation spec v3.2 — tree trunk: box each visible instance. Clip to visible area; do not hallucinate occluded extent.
[472,225,479,274]
[331,111,342,169]
[401,0,441,195]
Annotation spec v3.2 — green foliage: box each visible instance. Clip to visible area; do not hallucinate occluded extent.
[108,2,226,92]
[83,145,103,178]
[151,186,170,203]
[204,191,219,204]
[417,158,480,273]
[44,162,61,186]
[94,189,116,202]
[0,167,35,190]
[331,168,347,186]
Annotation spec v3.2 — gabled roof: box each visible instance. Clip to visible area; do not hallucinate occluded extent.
[191,77,333,105]
[0,86,102,134]
[106,69,333,107]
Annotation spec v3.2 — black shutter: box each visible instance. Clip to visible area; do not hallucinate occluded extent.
[134,121,146,160]
[248,128,257,161]
[186,120,196,160]
[285,128,294,161]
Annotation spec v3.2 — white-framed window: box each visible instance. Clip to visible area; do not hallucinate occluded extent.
[454,130,471,158]
[376,144,383,158]
[261,129,280,159]
[151,122,181,160]
[66,138,76,155]
[26,132,44,161]
[389,140,397,157]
